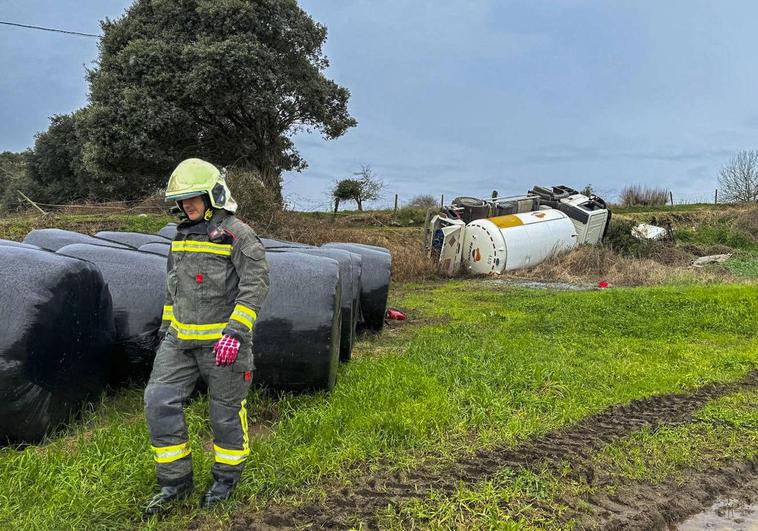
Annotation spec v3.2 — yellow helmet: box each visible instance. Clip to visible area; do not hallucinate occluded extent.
[165,158,238,213]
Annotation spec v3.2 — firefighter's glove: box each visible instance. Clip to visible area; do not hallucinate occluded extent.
[213,335,240,366]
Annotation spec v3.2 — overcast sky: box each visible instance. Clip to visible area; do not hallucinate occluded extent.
[2,1,758,209]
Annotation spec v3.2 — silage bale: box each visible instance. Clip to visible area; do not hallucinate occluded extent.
[254,251,341,392]
[260,238,312,249]
[138,242,170,256]
[95,231,171,248]
[0,247,115,444]
[157,223,177,240]
[57,244,166,384]
[0,239,41,250]
[346,242,391,255]
[322,243,391,331]
[23,229,130,252]
[280,247,360,362]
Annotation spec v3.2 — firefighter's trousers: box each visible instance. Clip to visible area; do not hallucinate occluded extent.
[144,334,253,487]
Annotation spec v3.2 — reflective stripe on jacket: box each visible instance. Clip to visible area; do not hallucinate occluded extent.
[159,211,269,348]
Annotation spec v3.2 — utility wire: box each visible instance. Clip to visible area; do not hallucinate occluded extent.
[0,20,99,38]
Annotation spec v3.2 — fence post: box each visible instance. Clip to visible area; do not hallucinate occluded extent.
[17,190,47,216]
[394,193,398,214]
[669,191,674,207]
[714,189,718,205]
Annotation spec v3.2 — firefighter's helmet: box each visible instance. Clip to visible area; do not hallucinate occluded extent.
[165,158,238,213]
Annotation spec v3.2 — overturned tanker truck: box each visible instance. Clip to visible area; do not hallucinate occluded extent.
[425,185,611,275]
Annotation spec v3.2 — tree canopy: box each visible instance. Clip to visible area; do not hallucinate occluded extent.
[332,165,384,212]
[25,113,93,203]
[0,151,28,209]
[83,0,356,202]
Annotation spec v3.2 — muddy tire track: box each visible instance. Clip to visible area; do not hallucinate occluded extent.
[231,371,758,530]
[573,460,758,530]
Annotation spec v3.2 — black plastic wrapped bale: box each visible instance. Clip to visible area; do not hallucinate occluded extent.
[57,244,166,384]
[157,223,177,240]
[0,239,41,250]
[282,247,359,362]
[95,231,171,248]
[23,229,130,252]
[260,238,313,249]
[322,243,391,331]
[0,247,115,444]
[254,251,341,392]
[345,242,391,255]
[138,242,170,256]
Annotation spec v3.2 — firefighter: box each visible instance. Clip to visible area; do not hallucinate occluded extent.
[143,158,269,516]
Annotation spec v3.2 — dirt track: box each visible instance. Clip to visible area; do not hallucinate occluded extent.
[231,371,758,530]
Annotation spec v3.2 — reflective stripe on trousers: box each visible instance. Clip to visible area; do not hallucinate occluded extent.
[151,441,191,464]
[214,399,250,466]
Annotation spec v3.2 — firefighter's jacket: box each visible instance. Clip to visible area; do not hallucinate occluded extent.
[159,210,269,349]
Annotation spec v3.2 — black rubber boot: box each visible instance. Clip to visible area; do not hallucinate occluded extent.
[200,480,236,509]
[143,481,194,517]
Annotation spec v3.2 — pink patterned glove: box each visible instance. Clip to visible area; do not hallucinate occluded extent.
[213,335,240,366]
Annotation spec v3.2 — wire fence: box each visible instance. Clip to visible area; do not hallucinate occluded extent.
[310,188,733,213]
[6,187,745,218]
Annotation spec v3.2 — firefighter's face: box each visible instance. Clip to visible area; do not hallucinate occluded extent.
[180,196,205,221]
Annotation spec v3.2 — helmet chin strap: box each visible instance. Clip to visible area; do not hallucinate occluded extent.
[202,194,214,220]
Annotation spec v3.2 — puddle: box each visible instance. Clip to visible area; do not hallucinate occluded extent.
[487,279,596,291]
[677,499,758,530]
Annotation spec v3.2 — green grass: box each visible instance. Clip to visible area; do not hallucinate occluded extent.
[378,388,758,530]
[0,213,173,242]
[610,202,740,215]
[724,253,758,278]
[675,222,758,252]
[596,389,758,484]
[378,467,569,530]
[0,281,756,529]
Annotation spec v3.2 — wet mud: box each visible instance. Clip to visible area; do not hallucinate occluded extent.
[231,371,758,530]
[573,461,758,530]
[677,494,758,531]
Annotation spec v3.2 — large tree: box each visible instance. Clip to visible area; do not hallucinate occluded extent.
[84,0,356,202]
[26,112,94,203]
[718,150,758,203]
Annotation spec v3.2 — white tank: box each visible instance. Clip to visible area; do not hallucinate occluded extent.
[461,210,578,274]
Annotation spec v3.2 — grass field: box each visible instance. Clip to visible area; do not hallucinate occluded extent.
[1,280,755,530]
[381,387,758,529]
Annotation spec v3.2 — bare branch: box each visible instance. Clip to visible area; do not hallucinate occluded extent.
[718,150,758,202]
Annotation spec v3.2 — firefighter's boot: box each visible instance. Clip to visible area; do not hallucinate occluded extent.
[143,481,194,517]
[200,480,236,509]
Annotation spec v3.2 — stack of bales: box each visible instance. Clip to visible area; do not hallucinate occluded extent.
[0,225,391,443]
[26,230,170,384]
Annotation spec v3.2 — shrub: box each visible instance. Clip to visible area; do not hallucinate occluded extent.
[603,218,642,255]
[406,194,438,210]
[732,206,758,242]
[226,168,282,229]
[619,185,669,207]
[394,207,428,226]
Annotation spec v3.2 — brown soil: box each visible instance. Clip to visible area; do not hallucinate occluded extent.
[573,462,758,530]
[229,371,758,530]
